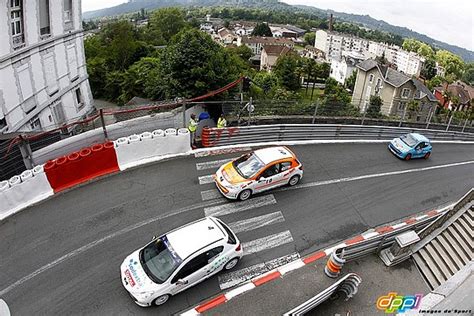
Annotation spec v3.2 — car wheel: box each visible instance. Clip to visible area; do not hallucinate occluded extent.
[224,257,240,271]
[153,294,170,306]
[288,175,300,186]
[238,189,252,201]
[405,153,412,161]
[424,152,431,159]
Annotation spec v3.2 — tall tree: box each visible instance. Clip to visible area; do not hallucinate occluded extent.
[421,58,437,80]
[149,8,188,43]
[273,53,301,91]
[435,50,465,79]
[367,95,382,118]
[303,32,315,46]
[462,63,474,85]
[251,23,273,37]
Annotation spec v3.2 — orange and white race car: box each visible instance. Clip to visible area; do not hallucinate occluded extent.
[213,146,303,201]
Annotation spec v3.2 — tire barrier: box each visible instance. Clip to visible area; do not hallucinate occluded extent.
[284,273,362,315]
[324,249,346,278]
[0,164,54,220]
[114,128,191,171]
[201,124,474,147]
[44,141,119,193]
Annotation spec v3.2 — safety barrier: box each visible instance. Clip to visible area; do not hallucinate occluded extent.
[324,250,346,278]
[114,128,190,171]
[284,273,362,315]
[0,164,54,220]
[201,124,474,147]
[44,141,119,193]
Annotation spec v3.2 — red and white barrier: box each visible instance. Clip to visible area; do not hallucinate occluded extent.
[44,141,120,193]
[114,128,191,171]
[0,165,54,220]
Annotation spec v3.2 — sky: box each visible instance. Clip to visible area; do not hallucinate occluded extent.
[81,0,474,51]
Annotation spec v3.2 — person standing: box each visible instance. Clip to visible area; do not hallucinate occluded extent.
[188,113,199,147]
[217,114,227,128]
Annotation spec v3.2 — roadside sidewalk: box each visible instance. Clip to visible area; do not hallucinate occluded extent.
[206,254,429,316]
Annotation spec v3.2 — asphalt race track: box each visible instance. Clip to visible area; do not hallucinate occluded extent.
[0,143,473,315]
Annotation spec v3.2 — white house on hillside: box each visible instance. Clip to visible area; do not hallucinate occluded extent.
[315,29,370,61]
[0,0,93,133]
[329,51,365,85]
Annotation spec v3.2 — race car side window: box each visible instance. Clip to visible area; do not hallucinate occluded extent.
[280,161,291,172]
[206,246,224,263]
[260,164,279,178]
[171,253,208,283]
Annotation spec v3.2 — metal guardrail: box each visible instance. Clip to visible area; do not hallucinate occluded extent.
[284,273,362,316]
[201,124,474,147]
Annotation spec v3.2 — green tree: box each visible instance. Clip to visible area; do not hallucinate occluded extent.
[86,57,108,98]
[426,75,444,90]
[149,8,188,43]
[273,53,301,91]
[402,38,434,58]
[251,23,272,37]
[435,50,465,79]
[345,70,357,91]
[421,58,437,80]
[462,63,474,85]
[367,95,382,118]
[251,71,279,98]
[153,29,244,99]
[320,78,357,116]
[227,45,253,61]
[303,32,315,46]
[119,57,161,104]
[406,100,421,120]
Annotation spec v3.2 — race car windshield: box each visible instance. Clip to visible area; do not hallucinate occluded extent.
[233,153,265,179]
[139,236,182,284]
[400,134,417,147]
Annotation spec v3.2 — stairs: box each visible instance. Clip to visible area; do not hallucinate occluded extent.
[412,206,473,290]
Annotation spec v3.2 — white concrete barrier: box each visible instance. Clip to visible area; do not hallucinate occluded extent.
[114,128,192,171]
[0,164,54,221]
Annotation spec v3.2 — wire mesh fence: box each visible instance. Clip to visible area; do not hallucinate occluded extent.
[1,95,472,181]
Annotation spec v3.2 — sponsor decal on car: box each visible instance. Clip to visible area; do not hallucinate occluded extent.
[207,255,229,274]
[128,259,143,287]
[124,269,136,287]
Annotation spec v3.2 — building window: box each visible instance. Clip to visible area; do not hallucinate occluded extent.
[398,102,406,111]
[10,0,25,48]
[75,88,84,111]
[51,102,66,124]
[401,88,410,98]
[39,0,51,36]
[29,116,42,130]
[369,74,374,83]
[63,0,73,28]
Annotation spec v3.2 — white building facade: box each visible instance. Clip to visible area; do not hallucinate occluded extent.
[329,51,365,85]
[314,30,370,61]
[0,0,93,133]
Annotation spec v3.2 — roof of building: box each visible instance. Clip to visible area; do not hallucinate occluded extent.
[218,28,235,38]
[241,36,293,45]
[262,45,291,56]
[434,83,472,105]
[412,78,438,102]
[357,59,411,88]
[166,217,225,259]
[254,146,294,165]
[284,24,306,34]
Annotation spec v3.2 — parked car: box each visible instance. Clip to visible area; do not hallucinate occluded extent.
[121,217,242,307]
[388,133,432,160]
[213,146,303,200]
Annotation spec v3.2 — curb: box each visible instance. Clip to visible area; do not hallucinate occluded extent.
[180,204,453,315]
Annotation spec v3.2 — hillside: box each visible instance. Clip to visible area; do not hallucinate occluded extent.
[83,0,474,61]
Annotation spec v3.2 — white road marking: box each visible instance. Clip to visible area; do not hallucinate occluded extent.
[242,230,293,256]
[391,222,407,229]
[278,259,305,275]
[218,253,299,290]
[0,199,225,297]
[227,211,285,234]
[196,158,235,171]
[279,160,474,192]
[201,189,225,201]
[198,174,214,185]
[204,195,277,217]
[224,282,256,300]
[194,147,251,158]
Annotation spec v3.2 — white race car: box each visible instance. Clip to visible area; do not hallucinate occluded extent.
[120,217,242,306]
[213,146,303,200]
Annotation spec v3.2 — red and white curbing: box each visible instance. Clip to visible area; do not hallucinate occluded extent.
[181,204,453,315]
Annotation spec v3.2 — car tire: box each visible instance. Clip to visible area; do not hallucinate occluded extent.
[405,153,412,161]
[238,189,252,201]
[424,152,431,159]
[288,175,300,186]
[224,257,240,271]
[153,294,170,306]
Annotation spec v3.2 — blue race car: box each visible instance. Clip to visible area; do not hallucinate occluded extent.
[388,133,432,160]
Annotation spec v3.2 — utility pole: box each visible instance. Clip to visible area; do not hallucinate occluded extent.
[311,101,319,124]
[18,135,34,169]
